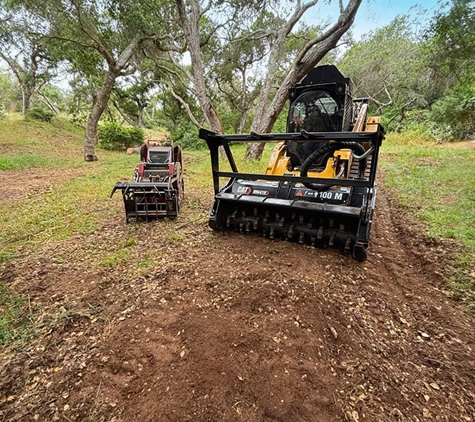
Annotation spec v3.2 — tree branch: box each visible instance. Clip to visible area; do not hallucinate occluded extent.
[167,84,202,128]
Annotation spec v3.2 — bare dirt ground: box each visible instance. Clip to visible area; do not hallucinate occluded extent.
[1,164,475,422]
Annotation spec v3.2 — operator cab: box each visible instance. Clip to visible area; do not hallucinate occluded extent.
[139,140,175,165]
[288,90,341,134]
[285,65,355,169]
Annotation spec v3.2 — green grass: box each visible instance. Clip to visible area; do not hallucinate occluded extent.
[0,114,140,261]
[0,153,53,170]
[98,238,138,267]
[0,282,38,347]
[381,132,475,304]
[0,155,138,254]
[381,133,475,250]
[0,114,85,169]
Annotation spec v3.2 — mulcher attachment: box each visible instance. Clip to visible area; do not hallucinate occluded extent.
[110,140,184,222]
[199,125,384,261]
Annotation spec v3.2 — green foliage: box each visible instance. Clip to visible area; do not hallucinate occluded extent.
[428,83,475,141]
[273,108,288,133]
[175,132,206,150]
[0,7,58,115]
[426,0,475,84]
[98,123,144,151]
[66,75,95,126]
[38,85,68,113]
[397,109,444,142]
[26,105,54,122]
[338,14,430,131]
[113,69,156,127]
[420,0,475,140]
[0,281,37,346]
[170,119,206,150]
[0,70,16,113]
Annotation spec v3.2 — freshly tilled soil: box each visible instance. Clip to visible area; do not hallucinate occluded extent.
[1,166,474,422]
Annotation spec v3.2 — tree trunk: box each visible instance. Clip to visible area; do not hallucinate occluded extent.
[175,0,223,134]
[84,70,118,161]
[22,87,36,114]
[395,98,417,133]
[236,109,248,134]
[82,35,143,161]
[138,107,144,128]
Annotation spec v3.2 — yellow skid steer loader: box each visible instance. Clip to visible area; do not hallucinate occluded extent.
[199,65,385,261]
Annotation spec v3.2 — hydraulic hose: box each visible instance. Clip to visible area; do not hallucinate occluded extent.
[300,142,367,190]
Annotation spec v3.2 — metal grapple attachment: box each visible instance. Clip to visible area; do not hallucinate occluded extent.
[111,140,184,222]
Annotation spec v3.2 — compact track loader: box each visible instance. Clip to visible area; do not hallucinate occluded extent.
[199,65,385,261]
[111,139,184,222]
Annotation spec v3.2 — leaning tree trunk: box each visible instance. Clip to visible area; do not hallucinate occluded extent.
[175,0,223,134]
[244,42,330,160]
[83,70,118,161]
[244,0,363,160]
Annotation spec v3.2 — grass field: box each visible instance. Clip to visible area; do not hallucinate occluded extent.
[380,132,475,303]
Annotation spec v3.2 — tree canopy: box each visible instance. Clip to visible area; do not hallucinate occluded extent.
[0,0,474,158]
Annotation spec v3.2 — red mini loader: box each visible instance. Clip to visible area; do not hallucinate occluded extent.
[111,140,184,222]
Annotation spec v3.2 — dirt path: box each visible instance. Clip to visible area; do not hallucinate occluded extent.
[1,170,474,422]
[0,168,94,204]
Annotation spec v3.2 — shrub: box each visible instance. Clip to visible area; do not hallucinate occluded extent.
[428,83,475,141]
[98,123,144,151]
[398,110,442,142]
[27,106,54,122]
[174,132,207,150]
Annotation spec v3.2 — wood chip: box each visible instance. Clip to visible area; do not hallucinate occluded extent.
[329,326,338,339]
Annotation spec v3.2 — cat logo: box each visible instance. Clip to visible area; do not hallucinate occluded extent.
[237,186,252,194]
